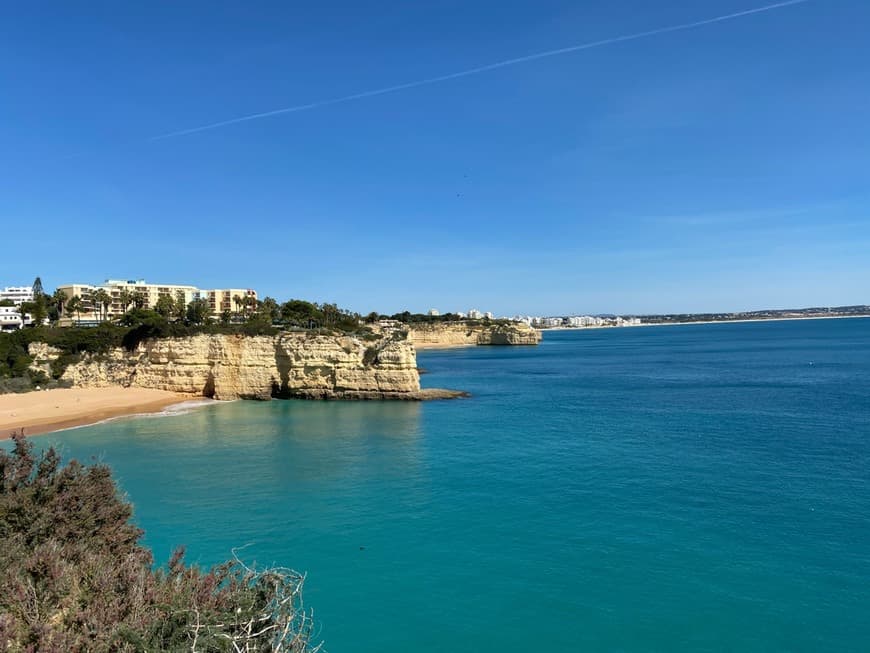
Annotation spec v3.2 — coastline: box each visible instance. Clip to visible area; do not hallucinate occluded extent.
[544,314,870,331]
[0,388,198,439]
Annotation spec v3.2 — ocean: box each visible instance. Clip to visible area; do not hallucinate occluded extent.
[13,318,870,651]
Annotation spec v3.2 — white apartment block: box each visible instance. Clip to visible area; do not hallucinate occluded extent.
[0,306,33,331]
[57,279,257,323]
[0,286,34,306]
[427,308,440,316]
[467,309,484,319]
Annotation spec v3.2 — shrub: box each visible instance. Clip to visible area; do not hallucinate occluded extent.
[0,433,321,652]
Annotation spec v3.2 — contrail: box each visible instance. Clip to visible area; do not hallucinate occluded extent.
[150,0,811,141]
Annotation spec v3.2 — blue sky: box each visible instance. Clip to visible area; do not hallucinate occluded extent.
[1,0,868,315]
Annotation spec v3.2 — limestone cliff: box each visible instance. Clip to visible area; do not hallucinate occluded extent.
[27,342,63,379]
[407,322,541,349]
[58,333,432,400]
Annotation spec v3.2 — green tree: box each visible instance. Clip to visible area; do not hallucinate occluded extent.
[280,299,320,328]
[31,276,44,299]
[117,288,135,314]
[186,298,212,325]
[260,296,280,323]
[173,291,187,321]
[92,288,112,322]
[245,295,259,318]
[51,289,67,319]
[66,295,83,323]
[154,294,176,318]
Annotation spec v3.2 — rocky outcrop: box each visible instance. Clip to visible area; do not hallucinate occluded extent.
[408,322,541,349]
[57,333,442,400]
[27,343,63,379]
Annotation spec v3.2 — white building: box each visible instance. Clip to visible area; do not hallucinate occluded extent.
[0,306,32,331]
[0,286,34,306]
[467,309,484,319]
[533,317,563,328]
[427,308,440,316]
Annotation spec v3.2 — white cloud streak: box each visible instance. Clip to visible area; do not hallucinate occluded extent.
[150,0,812,141]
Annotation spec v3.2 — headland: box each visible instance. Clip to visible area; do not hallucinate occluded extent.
[406,321,541,349]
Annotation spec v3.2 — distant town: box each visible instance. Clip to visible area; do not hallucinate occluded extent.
[424,305,870,329]
[424,308,641,328]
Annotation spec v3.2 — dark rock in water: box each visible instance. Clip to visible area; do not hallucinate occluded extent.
[413,388,470,400]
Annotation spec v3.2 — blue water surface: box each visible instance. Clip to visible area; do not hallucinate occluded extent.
[12,319,870,652]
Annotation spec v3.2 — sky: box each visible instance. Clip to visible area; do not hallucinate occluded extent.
[1,0,868,316]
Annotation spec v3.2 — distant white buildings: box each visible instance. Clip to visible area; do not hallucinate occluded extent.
[527,315,642,328]
[420,307,641,329]
[0,306,33,331]
[427,308,440,316]
[0,286,34,306]
[0,286,35,330]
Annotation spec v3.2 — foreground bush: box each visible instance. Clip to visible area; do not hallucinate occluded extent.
[0,433,320,652]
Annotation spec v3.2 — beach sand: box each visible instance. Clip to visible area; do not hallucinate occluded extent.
[0,387,195,439]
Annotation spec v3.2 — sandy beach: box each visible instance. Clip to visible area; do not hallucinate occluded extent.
[0,387,195,439]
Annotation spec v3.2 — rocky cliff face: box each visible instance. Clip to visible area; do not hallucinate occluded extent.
[27,343,63,379]
[408,322,541,349]
[58,333,424,400]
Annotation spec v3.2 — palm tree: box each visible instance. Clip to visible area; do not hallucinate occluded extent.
[245,296,259,319]
[117,289,135,314]
[51,289,67,319]
[66,295,83,324]
[233,294,243,317]
[92,289,112,322]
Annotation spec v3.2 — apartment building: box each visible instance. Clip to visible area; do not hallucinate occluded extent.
[0,286,34,306]
[0,306,33,331]
[57,279,257,323]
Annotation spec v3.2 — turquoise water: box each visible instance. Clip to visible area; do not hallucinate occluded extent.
[13,318,870,651]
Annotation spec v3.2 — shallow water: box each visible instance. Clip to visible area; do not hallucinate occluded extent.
[15,318,870,651]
